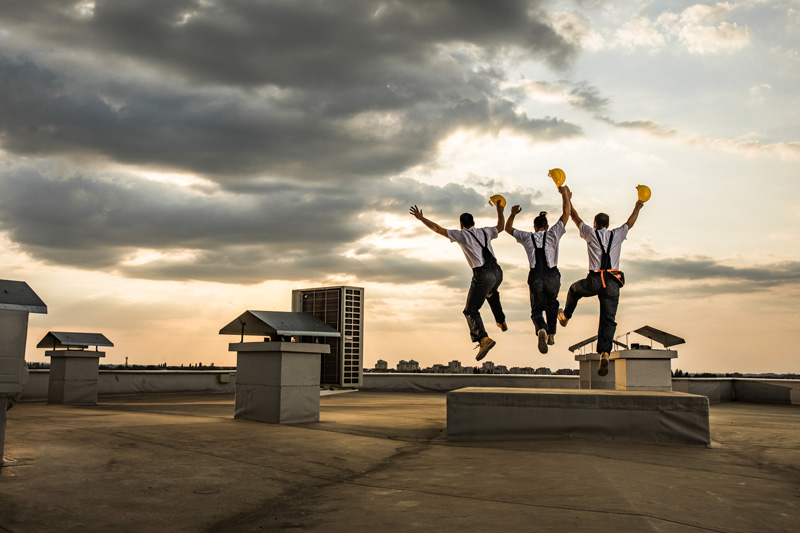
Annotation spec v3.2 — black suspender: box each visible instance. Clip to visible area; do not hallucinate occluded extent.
[531,231,548,270]
[463,228,497,266]
[594,229,614,270]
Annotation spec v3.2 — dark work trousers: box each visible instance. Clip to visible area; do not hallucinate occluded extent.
[528,267,561,335]
[464,263,505,342]
[563,273,621,353]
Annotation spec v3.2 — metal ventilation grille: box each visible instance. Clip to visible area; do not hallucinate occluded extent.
[293,286,364,388]
[342,288,362,385]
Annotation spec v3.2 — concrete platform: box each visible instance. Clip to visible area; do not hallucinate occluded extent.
[447,387,710,444]
[46,350,105,405]
[2,392,799,532]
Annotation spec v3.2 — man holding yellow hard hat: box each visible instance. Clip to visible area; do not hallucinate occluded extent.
[505,185,571,355]
[410,200,507,361]
[558,191,645,376]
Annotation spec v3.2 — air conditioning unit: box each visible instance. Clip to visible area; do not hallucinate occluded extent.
[291,286,364,388]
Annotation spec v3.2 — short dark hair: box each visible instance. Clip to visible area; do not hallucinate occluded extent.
[594,213,609,229]
[533,211,548,230]
[460,213,474,228]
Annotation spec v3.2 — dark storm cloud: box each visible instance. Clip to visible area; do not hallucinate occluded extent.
[626,257,800,289]
[560,81,679,136]
[567,81,612,121]
[122,245,465,286]
[0,1,584,284]
[3,0,577,85]
[0,165,536,283]
[0,1,583,181]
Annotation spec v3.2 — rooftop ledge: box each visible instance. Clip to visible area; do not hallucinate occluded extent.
[16,371,800,406]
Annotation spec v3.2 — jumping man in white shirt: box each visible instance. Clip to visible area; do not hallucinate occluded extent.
[505,186,571,354]
[410,202,507,361]
[558,193,645,376]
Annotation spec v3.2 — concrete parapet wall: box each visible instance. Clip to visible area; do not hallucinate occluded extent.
[367,375,800,405]
[672,379,735,402]
[671,378,800,404]
[19,372,800,405]
[362,373,579,392]
[733,379,800,405]
[20,370,237,401]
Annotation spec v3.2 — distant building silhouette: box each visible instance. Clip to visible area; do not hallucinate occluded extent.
[448,360,462,374]
[397,359,419,372]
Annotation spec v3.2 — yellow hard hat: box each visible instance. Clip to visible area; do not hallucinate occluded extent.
[488,194,506,208]
[548,168,566,187]
[636,185,651,202]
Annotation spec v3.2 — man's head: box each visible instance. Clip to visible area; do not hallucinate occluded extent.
[460,213,474,229]
[533,211,549,231]
[594,213,610,229]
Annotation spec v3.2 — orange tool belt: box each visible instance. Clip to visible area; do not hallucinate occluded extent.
[593,269,624,288]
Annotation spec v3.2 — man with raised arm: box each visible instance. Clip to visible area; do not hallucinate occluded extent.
[409,202,507,361]
[505,186,571,354]
[558,194,645,376]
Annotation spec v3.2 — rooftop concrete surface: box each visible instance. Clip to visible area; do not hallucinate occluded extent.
[2,392,799,532]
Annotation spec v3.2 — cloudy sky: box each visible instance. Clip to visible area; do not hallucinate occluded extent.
[1,0,798,373]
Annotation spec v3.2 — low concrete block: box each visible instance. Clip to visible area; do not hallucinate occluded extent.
[48,356,100,382]
[231,343,326,388]
[577,349,677,392]
[578,358,615,390]
[615,358,672,391]
[234,354,282,387]
[234,384,279,423]
[48,379,99,406]
[447,387,710,445]
[231,342,328,424]
[45,351,104,405]
[234,384,319,424]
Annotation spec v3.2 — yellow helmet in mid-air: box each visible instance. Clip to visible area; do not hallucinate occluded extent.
[548,168,566,187]
[488,194,506,208]
[636,184,652,202]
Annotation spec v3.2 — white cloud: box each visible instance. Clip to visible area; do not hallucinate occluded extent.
[748,83,772,104]
[676,2,735,26]
[686,135,800,161]
[749,83,772,95]
[612,2,750,54]
[614,16,666,50]
[677,20,749,54]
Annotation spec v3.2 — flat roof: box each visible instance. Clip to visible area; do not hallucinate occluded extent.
[3,392,798,531]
